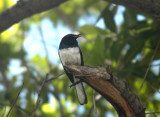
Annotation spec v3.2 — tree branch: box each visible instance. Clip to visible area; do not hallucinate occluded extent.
[105,0,160,20]
[1,0,160,33]
[31,74,48,116]
[0,0,67,33]
[64,65,146,117]
[6,82,24,117]
[138,40,160,93]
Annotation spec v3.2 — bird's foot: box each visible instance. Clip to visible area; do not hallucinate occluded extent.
[69,80,82,88]
[106,65,113,79]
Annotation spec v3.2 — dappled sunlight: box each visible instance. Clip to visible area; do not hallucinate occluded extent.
[1,24,19,42]
[42,103,56,114]
[0,0,160,116]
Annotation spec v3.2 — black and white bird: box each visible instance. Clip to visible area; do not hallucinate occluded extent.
[58,34,87,105]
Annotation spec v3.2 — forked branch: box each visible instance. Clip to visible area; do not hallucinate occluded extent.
[64,65,145,117]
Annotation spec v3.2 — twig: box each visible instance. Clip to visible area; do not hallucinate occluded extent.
[86,94,102,117]
[0,102,31,116]
[86,105,94,117]
[40,72,65,117]
[57,98,64,117]
[38,20,52,71]
[31,75,48,117]
[15,105,31,115]
[69,74,93,88]
[93,90,99,117]
[145,112,160,114]
[147,82,160,94]
[138,40,160,94]
[46,72,64,82]
[0,68,9,88]
[144,103,160,116]
[69,80,82,88]
[44,83,65,117]
[7,82,24,117]
[2,107,6,117]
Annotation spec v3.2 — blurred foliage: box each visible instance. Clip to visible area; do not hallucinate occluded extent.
[0,0,160,117]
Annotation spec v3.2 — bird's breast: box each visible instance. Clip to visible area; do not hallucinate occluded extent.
[59,47,81,65]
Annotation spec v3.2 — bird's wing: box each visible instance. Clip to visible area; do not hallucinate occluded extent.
[79,47,84,66]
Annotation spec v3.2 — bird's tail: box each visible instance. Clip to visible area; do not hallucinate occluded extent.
[73,76,87,105]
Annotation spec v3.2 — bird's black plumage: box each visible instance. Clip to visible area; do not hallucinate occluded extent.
[59,34,84,82]
[59,34,80,49]
[58,34,87,105]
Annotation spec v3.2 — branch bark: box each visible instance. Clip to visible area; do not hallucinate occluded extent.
[105,0,160,21]
[0,0,67,33]
[0,0,160,33]
[64,65,146,117]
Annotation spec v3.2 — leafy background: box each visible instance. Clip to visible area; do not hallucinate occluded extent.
[0,0,160,116]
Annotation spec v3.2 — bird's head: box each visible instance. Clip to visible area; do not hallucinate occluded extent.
[59,34,81,48]
[62,34,81,40]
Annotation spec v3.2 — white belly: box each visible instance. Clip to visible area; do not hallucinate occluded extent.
[59,47,81,65]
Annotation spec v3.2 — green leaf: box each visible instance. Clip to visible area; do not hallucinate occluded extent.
[133,66,158,83]
[110,41,125,61]
[123,8,138,27]
[87,37,105,65]
[124,37,145,63]
[100,5,117,32]
[118,62,134,78]
[79,25,106,39]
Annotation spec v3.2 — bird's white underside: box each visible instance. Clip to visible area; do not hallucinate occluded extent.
[59,47,81,65]
[59,47,86,104]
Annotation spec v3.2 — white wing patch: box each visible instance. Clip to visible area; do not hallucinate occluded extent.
[59,47,81,65]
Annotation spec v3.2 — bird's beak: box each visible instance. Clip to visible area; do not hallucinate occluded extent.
[75,34,81,39]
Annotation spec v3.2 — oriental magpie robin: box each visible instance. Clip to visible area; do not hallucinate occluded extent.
[58,34,87,105]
